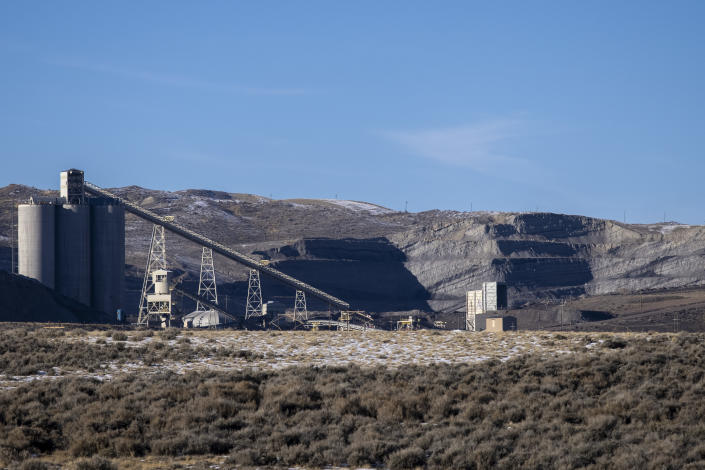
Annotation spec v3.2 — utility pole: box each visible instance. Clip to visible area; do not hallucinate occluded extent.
[405,201,408,212]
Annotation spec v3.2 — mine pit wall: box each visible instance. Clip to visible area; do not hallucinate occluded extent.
[389,212,705,314]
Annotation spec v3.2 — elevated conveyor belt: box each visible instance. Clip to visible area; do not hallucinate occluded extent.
[84,182,350,309]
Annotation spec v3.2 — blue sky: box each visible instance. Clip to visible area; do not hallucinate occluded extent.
[1,1,704,223]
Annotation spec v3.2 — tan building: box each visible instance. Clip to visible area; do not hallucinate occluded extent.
[485,317,504,332]
[466,282,508,331]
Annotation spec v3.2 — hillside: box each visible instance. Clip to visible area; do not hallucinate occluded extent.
[0,271,111,323]
[1,184,705,320]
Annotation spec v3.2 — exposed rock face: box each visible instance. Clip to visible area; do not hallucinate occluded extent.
[2,184,704,316]
[255,238,431,312]
[389,212,705,311]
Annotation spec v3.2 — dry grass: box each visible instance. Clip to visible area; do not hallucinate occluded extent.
[2,325,705,469]
[0,327,630,386]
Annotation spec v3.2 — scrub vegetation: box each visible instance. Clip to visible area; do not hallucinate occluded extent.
[1,326,705,469]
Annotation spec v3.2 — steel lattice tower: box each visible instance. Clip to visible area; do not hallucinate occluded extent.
[137,224,168,325]
[245,269,263,319]
[196,247,218,310]
[294,290,307,321]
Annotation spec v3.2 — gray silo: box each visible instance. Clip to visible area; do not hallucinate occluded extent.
[55,204,91,306]
[17,203,56,289]
[90,201,125,316]
[17,169,126,319]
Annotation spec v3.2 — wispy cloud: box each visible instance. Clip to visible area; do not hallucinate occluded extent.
[381,118,531,174]
[44,58,310,96]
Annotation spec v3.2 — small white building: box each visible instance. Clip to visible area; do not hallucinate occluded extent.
[182,309,231,328]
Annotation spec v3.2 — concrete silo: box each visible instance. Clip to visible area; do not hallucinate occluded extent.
[17,202,56,289]
[55,203,91,306]
[90,200,125,316]
[16,169,126,319]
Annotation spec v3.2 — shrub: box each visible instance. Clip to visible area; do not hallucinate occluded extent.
[387,446,426,469]
[110,332,127,342]
[2,329,705,469]
[13,461,52,470]
[72,457,116,470]
[603,337,628,349]
[158,329,178,340]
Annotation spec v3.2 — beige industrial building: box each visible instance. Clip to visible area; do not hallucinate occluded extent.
[466,282,508,331]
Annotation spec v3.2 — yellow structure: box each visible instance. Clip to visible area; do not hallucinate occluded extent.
[396,315,415,330]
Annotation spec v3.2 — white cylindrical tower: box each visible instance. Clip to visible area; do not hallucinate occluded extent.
[17,203,56,289]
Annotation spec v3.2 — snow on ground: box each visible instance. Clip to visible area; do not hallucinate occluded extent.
[0,331,618,388]
[644,223,692,234]
[320,199,395,215]
[659,224,691,234]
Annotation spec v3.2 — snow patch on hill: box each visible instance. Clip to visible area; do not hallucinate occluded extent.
[321,199,395,215]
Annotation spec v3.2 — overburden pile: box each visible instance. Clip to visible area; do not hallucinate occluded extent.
[0,271,109,323]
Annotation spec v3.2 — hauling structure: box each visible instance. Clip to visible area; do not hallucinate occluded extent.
[18,169,350,324]
[18,169,125,316]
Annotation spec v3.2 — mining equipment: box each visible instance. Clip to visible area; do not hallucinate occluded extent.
[84,180,350,311]
[137,223,169,326]
[17,169,351,327]
[304,310,375,331]
[147,269,173,328]
[396,315,416,330]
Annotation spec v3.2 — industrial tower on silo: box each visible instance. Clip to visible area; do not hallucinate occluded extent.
[17,169,125,318]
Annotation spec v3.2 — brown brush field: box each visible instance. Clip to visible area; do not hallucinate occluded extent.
[1,324,705,469]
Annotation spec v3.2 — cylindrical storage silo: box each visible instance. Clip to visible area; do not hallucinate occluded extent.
[55,204,91,305]
[90,202,125,316]
[17,204,56,289]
